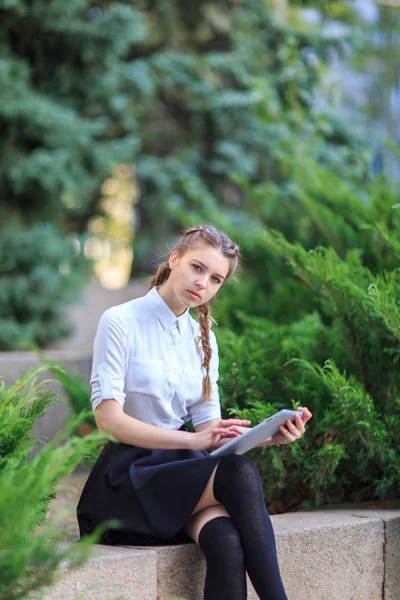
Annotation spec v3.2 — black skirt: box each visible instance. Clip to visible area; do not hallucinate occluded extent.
[77,430,220,546]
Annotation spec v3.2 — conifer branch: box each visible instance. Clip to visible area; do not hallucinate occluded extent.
[344,405,370,450]
[343,316,366,388]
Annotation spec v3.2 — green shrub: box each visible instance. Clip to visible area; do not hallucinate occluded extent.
[42,359,102,469]
[43,359,95,430]
[0,366,57,471]
[0,367,110,599]
[217,223,400,511]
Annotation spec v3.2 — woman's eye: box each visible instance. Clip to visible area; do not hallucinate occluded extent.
[213,277,221,284]
[192,264,201,271]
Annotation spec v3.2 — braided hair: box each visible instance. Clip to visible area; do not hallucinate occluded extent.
[149,225,240,402]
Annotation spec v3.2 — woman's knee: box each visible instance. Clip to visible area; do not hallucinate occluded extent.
[214,454,261,499]
[198,516,245,570]
[219,453,258,475]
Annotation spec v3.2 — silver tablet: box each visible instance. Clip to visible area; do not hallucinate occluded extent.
[210,409,303,458]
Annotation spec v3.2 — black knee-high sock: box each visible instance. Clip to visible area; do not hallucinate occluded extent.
[198,516,247,600]
[213,454,288,600]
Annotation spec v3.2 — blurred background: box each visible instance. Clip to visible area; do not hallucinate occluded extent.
[1,0,400,511]
[1,1,399,303]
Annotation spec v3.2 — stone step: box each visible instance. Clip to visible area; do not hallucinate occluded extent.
[40,508,400,600]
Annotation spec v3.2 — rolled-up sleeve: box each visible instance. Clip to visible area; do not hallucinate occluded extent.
[188,330,221,427]
[90,308,128,411]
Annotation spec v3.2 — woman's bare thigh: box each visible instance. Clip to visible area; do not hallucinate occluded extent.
[185,505,230,546]
[190,462,220,516]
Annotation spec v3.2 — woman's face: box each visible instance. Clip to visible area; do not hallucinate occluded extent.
[168,244,231,308]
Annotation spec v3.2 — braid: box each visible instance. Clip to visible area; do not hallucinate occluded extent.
[197,302,213,403]
[150,261,171,289]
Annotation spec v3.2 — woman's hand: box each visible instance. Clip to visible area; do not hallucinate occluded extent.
[214,418,251,431]
[191,418,251,452]
[263,406,312,446]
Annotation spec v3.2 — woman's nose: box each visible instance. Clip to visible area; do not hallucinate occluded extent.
[195,276,207,289]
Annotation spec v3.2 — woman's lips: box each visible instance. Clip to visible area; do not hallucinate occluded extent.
[188,290,201,300]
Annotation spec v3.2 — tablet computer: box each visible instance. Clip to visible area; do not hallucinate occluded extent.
[210,409,303,458]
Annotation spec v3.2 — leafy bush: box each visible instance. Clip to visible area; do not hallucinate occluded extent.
[0,366,57,471]
[0,367,109,599]
[217,221,400,511]
[43,359,95,431]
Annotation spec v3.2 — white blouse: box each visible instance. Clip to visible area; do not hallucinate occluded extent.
[90,286,221,429]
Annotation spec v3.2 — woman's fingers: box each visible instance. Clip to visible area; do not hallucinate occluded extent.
[226,425,244,435]
[212,427,239,438]
[283,420,301,439]
[297,406,312,424]
[293,414,305,434]
[279,413,307,441]
[219,418,251,427]
[278,425,297,442]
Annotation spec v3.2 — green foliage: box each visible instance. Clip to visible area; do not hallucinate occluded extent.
[216,215,400,510]
[1,0,370,348]
[0,366,110,599]
[367,270,400,342]
[0,0,145,222]
[217,312,325,412]
[126,0,364,270]
[43,359,95,428]
[0,366,57,471]
[0,221,90,350]
[0,0,147,348]
[42,360,101,469]
[206,143,400,330]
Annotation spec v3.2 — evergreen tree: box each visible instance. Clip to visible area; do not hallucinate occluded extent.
[0,0,145,226]
[0,1,146,348]
[0,221,90,350]
[125,0,363,270]
[0,0,373,348]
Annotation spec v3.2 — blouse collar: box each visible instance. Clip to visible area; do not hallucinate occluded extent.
[146,286,189,334]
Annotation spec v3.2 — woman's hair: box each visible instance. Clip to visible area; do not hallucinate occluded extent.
[150,225,240,402]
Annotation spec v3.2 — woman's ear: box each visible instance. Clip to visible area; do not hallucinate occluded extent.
[169,250,179,270]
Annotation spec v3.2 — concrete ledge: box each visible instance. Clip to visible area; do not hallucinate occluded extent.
[41,509,400,600]
[40,545,158,600]
[383,513,400,600]
[326,509,400,600]
[274,511,383,600]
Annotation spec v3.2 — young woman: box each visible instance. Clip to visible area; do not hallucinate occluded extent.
[77,225,312,600]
